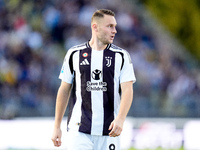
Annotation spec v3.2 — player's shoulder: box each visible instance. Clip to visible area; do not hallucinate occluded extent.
[110,44,123,51]
[109,44,129,54]
[68,42,87,52]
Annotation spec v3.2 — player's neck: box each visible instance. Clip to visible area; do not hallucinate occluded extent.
[89,38,107,51]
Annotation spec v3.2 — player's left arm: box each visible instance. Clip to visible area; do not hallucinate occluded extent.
[109,81,133,137]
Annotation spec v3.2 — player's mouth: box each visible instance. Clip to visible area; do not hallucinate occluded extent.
[111,36,115,40]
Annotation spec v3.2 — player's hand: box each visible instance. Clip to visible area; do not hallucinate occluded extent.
[51,128,62,147]
[108,117,124,137]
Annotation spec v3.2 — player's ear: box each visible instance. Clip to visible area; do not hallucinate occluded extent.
[92,23,98,32]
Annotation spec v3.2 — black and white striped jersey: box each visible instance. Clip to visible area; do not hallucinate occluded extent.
[59,41,136,136]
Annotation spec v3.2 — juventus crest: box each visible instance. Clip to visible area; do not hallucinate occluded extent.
[105,56,112,67]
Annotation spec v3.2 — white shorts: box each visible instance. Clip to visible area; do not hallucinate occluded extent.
[66,130,120,150]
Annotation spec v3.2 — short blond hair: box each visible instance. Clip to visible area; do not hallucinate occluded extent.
[91,9,115,23]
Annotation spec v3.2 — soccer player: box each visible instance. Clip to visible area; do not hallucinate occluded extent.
[51,9,136,150]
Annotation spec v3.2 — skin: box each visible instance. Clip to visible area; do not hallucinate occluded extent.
[89,14,117,50]
[51,14,134,147]
[52,81,72,147]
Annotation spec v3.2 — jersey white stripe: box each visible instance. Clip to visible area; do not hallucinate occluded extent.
[114,53,121,118]
[91,49,104,135]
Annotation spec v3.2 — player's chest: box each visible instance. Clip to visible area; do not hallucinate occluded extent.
[73,49,122,74]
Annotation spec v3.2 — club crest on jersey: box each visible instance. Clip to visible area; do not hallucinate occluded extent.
[82,52,88,57]
[105,56,112,67]
[92,69,101,80]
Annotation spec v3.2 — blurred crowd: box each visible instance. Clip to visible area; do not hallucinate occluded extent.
[0,0,200,119]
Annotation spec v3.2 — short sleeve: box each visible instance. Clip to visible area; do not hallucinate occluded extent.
[120,50,136,84]
[59,50,74,84]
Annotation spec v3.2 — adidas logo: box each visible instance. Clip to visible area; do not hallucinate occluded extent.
[80,59,89,65]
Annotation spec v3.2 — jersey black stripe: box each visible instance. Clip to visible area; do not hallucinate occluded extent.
[79,48,92,134]
[117,52,124,70]
[69,51,78,74]
[102,49,115,135]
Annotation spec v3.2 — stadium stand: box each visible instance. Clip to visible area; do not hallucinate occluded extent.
[0,0,200,119]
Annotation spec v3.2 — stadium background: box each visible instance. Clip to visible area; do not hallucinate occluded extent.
[0,0,200,149]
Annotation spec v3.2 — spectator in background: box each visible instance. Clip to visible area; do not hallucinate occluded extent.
[0,0,200,119]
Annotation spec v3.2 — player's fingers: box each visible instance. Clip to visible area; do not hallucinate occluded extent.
[115,127,122,136]
[51,137,57,146]
[51,136,61,147]
[109,126,121,137]
[109,131,117,137]
[56,138,62,147]
[109,121,114,130]
[109,130,113,137]
[109,126,117,137]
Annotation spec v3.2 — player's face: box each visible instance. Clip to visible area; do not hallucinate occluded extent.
[97,15,117,45]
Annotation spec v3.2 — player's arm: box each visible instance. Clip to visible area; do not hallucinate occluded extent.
[51,81,72,147]
[109,81,133,137]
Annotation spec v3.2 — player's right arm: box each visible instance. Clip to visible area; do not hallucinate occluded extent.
[51,81,72,147]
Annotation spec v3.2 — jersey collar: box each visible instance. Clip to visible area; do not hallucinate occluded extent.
[86,41,111,50]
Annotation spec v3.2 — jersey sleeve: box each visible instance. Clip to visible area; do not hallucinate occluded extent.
[59,50,74,84]
[120,50,136,84]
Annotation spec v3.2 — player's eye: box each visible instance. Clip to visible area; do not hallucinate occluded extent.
[108,25,114,28]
